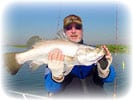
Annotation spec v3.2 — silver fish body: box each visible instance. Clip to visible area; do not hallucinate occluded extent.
[4,39,105,75]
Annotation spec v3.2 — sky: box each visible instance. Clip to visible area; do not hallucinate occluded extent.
[3,1,129,45]
[0,1,133,99]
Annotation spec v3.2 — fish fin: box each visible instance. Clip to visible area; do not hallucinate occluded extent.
[64,56,74,62]
[63,56,76,76]
[32,40,46,48]
[56,29,69,41]
[63,65,74,76]
[29,61,43,71]
[30,63,40,71]
[64,56,78,67]
[4,52,21,75]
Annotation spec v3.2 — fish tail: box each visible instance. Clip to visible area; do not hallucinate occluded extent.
[4,52,21,75]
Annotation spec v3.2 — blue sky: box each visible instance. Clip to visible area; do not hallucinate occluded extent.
[4,2,129,45]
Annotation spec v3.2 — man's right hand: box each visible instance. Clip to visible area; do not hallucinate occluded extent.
[48,48,65,82]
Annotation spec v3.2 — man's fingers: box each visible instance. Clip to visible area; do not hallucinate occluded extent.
[60,54,64,61]
[48,51,53,61]
[102,45,111,55]
[57,50,64,61]
[48,48,64,61]
[52,49,59,60]
[106,55,111,59]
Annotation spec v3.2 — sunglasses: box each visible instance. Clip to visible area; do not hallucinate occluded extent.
[64,24,82,30]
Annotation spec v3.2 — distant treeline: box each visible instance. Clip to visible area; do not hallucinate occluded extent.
[11,45,27,48]
[11,44,129,54]
[97,44,129,53]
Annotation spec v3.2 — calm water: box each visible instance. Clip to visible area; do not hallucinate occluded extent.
[2,46,130,98]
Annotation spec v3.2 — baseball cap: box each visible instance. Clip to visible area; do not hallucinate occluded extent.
[63,15,82,28]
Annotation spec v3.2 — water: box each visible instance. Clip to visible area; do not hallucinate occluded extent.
[104,53,130,97]
[2,46,130,98]
[2,46,47,97]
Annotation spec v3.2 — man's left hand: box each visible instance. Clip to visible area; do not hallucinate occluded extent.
[97,45,113,78]
[101,45,112,64]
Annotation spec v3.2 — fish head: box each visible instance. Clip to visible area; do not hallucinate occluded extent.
[76,47,105,66]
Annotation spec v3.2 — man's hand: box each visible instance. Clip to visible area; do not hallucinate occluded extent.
[97,45,113,78]
[48,48,65,82]
[102,45,112,62]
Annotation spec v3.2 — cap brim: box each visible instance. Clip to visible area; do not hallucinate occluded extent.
[64,21,82,27]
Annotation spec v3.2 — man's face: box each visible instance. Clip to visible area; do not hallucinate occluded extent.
[64,23,83,43]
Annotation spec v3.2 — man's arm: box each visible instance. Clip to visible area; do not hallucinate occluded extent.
[44,71,63,93]
[44,48,65,94]
[97,45,116,81]
[103,65,116,82]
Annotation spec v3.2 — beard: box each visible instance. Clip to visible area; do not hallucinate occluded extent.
[68,35,82,43]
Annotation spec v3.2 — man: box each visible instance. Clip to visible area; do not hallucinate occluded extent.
[44,15,115,97]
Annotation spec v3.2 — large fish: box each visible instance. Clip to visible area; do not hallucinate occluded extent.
[4,39,106,75]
